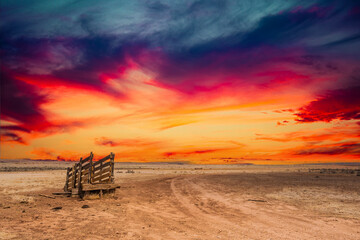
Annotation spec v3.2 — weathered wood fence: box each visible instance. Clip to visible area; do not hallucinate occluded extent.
[64,152,117,198]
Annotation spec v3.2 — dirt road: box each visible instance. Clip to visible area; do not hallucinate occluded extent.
[0,169,359,239]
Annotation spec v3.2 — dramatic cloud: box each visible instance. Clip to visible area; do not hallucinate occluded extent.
[0,132,26,144]
[95,137,161,148]
[1,126,31,133]
[295,86,360,123]
[163,148,234,157]
[1,0,360,163]
[256,125,360,143]
[0,69,50,129]
[294,142,360,156]
[31,147,56,159]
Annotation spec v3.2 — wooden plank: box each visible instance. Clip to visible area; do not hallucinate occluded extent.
[81,172,89,179]
[92,159,109,169]
[81,173,88,178]
[82,162,91,170]
[81,174,89,181]
[93,172,111,183]
[82,183,118,191]
[66,181,71,191]
[93,170,111,180]
[52,192,71,196]
[92,173,110,182]
[92,175,108,184]
[93,164,111,176]
[98,154,111,162]
[71,188,79,197]
[81,173,88,180]
[81,167,90,172]
[81,179,88,184]
[100,177,111,183]
[80,153,92,163]
[93,161,111,172]
[94,176,111,184]
[81,168,91,175]
[93,166,111,178]
[74,163,79,171]
[94,154,111,165]
[92,170,110,180]
[82,154,93,168]
[80,158,90,164]
[80,159,90,165]
[39,194,56,199]
[93,161,107,169]
[92,174,110,183]
[82,155,90,161]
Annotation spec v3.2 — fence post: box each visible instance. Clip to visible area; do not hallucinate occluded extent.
[71,165,75,189]
[64,167,70,192]
[111,152,115,183]
[88,152,93,184]
[78,157,83,192]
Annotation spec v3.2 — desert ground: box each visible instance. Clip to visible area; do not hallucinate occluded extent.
[0,160,359,240]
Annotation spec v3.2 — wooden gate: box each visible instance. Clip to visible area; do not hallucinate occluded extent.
[64,152,117,199]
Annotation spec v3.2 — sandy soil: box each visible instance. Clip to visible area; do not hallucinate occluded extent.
[0,162,359,240]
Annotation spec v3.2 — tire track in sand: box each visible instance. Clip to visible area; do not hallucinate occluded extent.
[170,176,247,239]
[170,175,360,240]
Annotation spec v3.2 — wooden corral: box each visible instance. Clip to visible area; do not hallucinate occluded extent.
[63,152,118,199]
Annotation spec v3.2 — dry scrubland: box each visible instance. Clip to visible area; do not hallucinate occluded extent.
[0,160,359,240]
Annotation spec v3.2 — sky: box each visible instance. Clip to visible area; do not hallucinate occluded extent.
[1,0,360,164]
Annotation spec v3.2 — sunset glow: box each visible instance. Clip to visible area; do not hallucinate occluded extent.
[1,0,360,164]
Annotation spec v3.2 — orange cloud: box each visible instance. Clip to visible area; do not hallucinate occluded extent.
[31,147,56,159]
[290,141,360,157]
[256,127,359,143]
[163,147,236,158]
[94,137,162,148]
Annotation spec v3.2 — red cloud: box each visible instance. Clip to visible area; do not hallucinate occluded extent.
[95,137,161,147]
[294,142,360,156]
[1,68,52,131]
[31,147,56,159]
[0,132,26,144]
[295,86,360,123]
[277,120,289,126]
[256,127,359,143]
[1,126,31,133]
[163,148,230,157]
